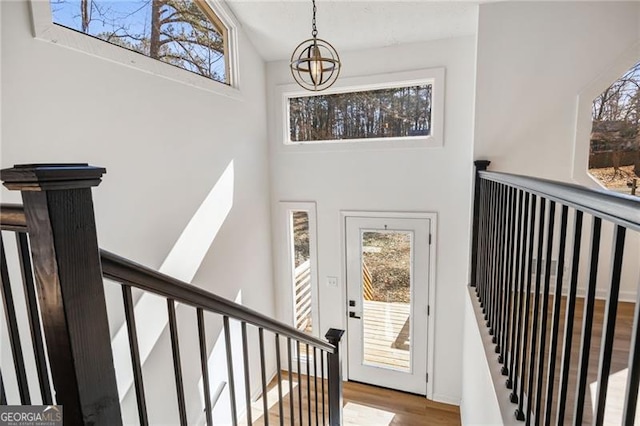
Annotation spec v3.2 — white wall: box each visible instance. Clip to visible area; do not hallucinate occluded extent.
[473,1,640,299]
[267,35,477,403]
[1,1,273,423]
[474,1,640,180]
[460,289,507,426]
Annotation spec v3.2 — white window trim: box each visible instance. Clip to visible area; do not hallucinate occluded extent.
[573,41,640,189]
[277,202,320,340]
[275,68,445,152]
[30,0,241,99]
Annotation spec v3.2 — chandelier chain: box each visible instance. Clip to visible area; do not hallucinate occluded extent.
[311,0,318,37]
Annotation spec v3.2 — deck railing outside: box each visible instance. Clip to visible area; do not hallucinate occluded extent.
[470,160,640,424]
[0,164,344,425]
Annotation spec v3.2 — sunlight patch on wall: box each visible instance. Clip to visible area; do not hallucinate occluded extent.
[160,160,235,282]
[113,161,235,401]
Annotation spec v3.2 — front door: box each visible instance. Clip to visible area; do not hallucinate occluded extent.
[346,216,430,395]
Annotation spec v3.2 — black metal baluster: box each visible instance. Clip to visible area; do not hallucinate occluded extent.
[478,178,488,304]
[556,210,583,422]
[507,190,525,390]
[276,334,284,425]
[515,194,537,421]
[321,350,326,426]
[489,182,500,333]
[288,338,294,426]
[543,205,569,425]
[259,328,270,426]
[224,316,239,426]
[122,285,149,426]
[534,201,556,422]
[471,160,491,290]
[197,309,213,426]
[495,184,507,351]
[167,299,187,426]
[497,185,511,357]
[593,225,626,425]
[0,370,6,405]
[307,344,312,426]
[486,181,497,327]
[573,217,602,425]
[0,233,30,404]
[524,198,546,425]
[623,236,640,425]
[297,342,303,425]
[241,322,253,426]
[16,233,52,405]
[314,347,319,425]
[501,187,517,373]
[481,180,491,313]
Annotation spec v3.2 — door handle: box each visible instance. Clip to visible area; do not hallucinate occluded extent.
[349,311,361,319]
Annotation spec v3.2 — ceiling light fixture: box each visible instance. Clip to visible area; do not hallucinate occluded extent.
[290,0,341,91]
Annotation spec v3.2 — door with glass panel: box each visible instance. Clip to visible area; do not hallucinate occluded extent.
[346,216,430,395]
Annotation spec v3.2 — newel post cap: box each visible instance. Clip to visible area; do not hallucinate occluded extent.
[325,328,345,344]
[1,163,107,191]
[474,160,491,171]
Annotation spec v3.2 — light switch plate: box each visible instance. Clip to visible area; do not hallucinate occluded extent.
[327,276,338,287]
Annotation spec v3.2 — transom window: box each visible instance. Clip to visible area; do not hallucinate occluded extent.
[50,0,230,84]
[289,84,432,142]
[278,68,445,149]
[288,84,432,143]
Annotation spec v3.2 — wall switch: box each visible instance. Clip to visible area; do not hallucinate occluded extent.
[327,276,338,287]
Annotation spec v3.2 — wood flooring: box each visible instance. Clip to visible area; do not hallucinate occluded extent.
[245,371,461,426]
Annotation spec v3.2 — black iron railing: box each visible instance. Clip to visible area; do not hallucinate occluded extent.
[0,164,344,425]
[470,160,640,424]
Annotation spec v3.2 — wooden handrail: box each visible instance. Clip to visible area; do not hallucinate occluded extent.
[0,204,27,231]
[100,249,336,353]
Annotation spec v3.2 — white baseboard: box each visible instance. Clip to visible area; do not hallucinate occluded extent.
[432,393,460,406]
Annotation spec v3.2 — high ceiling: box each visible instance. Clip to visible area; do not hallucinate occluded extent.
[224,1,483,62]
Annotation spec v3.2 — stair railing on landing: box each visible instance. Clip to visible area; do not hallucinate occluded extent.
[470,160,640,424]
[0,163,344,426]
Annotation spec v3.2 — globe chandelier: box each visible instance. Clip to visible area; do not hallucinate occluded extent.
[290,0,341,91]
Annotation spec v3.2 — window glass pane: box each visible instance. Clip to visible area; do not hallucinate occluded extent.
[362,230,412,372]
[291,211,312,334]
[50,0,227,83]
[288,84,432,142]
[589,61,639,194]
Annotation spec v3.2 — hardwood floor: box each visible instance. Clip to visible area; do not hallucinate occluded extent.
[245,371,461,425]
[500,294,636,425]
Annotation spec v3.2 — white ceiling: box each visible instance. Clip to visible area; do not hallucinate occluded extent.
[224,1,483,62]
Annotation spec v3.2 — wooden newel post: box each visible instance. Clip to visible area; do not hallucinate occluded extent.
[325,328,345,426]
[470,160,490,289]
[1,164,122,425]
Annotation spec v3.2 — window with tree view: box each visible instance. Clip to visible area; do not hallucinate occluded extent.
[288,84,432,143]
[589,61,639,195]
[50,0,228,83]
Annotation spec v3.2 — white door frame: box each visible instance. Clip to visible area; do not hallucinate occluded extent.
[340,211,437,399]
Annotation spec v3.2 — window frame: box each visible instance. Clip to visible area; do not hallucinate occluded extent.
[275,68,445,151]
[278,202,320,340]
[573,41,640,189]
[30,0,240,97]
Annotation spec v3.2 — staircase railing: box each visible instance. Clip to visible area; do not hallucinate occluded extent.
[470,160,640,424]
[0,163,344,425]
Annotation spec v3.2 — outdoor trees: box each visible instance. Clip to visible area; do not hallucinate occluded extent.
[590,61,640,190]
[289,84,432,142]
[51,0,227,82]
